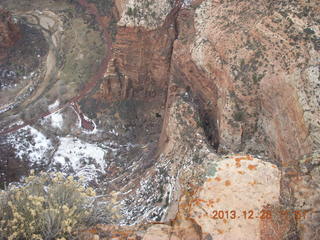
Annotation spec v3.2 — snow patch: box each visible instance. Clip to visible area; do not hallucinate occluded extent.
[183,0,192,7]
[48,99,60,111]
[82,113,97,134]
[50,111,63,129]
[52,137,107,182]
[6,126,54,165]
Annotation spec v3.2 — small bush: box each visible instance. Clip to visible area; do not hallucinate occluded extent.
[127,7,133,16]
[233,111,245,122]
[0,172,99,240]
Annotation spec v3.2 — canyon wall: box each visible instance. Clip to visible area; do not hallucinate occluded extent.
[79,0,320,238]
[0,0,319,239]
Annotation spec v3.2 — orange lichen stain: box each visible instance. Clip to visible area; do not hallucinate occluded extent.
[249,180,257,186]
[196,199,207,203]
[194,198,207,206]
[234,156,246,161]
[246,155,253,160]
[226,163,230,167]
[248,164,257,170]
[238,171,245,175]
[235,159,242,168]
[180,202,188,208]
[88,228,98,234]
[217,229,224,234]
[207,199,215,206]
[225,180,231,186]
[215,177,222,182]
[223,219,228,224]
[271,165,276,168]
[207,178,215,182]
[191,199,201,206]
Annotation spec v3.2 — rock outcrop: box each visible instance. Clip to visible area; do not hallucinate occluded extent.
[117,0,174,30]
[0,0,319,239]
[171,0,320,166]
[80,153,282,240]
[0,9,20,48]
[0,9,20,62]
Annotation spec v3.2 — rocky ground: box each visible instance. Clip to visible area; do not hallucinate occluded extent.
[0,0,319,239]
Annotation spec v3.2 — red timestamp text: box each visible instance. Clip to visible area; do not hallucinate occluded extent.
[211,209,309,220]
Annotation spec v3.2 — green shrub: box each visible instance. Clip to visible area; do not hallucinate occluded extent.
[0,172,98,240]
[127,7,133,16]
[233,111,245,122]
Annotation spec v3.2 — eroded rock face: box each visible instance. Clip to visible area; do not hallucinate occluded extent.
[171,0,320,166]
[117,0,173,30]
[164,2,319,238]
[291,151,320,240]
[0,9,20,62]
[0,9,20,48]
[1,0,319,239]
[80,154,282,240]
[95,24,176,103]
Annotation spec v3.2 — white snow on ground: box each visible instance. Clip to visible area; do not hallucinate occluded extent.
[6,126,54,165]
[39,109,64,129]
[48,99,63,129]
[48,99,59,111]
[82,113,97,134]
[7,120,25,129]
[0,103,15,114]
[70,105,98,134]
[70,104,82,128]
[183,0,192,7]
[39,99,64,129]
[50,111,63,129]
[52,137,107,182]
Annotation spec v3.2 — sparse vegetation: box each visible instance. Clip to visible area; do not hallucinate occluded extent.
[87,0,114,16]
[192,153,203,164]
[195,114,204,128]
[304,28,315,35]
[127,7,133,16]
[0,172,106,240]
[233,110,245,122]
[127,7,138,17]
[207,163,217,177]
[252,73,265,84]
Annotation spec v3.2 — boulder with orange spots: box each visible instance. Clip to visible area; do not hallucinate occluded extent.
[189,155,281,240]
[79,155,283,240]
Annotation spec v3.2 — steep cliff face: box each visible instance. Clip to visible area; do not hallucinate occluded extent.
[0,9,20,62]
[95,25,175,103]
[0,10,19,46]
[93,0,319,237]
[172,0,319,166]
[162,1,319,238]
